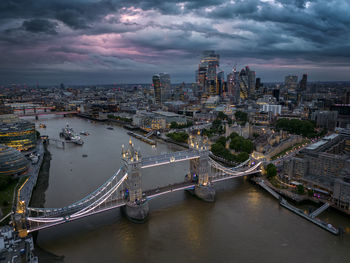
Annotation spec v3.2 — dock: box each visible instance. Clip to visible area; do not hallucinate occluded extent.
[256,179,339,235]
[127,131,156,145]
[280,200,338,235]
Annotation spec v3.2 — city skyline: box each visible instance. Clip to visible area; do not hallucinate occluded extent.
[0,0,350,85]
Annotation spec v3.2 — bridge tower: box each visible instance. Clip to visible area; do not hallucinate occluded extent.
[188,132,215,202]
[13,200,28,238]
[121,139,149,222]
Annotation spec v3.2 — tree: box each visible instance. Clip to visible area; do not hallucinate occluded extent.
[170,122,178,129]
[235,111,248,123]
[297,185,305,195]
[275,118,317,138]
[0,174,9,190]
[216,136,227,147]
[217,111,227,120]
[236,152,249,162]
[229,136,254,153]
[229,132,239,140]
[266,163,277,179]
[166,132,189,143]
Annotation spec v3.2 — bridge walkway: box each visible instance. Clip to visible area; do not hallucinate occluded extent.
[309,202,330,218]
[141,150,200,168]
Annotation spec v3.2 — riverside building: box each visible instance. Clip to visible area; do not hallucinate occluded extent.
[0,115,36,151]
[0,144,29,176]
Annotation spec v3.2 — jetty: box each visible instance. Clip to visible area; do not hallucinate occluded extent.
[256,179,339,235]
[127,131,156,145]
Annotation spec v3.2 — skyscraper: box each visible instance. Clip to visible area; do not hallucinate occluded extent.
[197,51,219,95]
[255,77,261,91]
[152,74,162,105]
[245,66,256,98]
[239,68,249,100]
[227,66,240,103]
[299,74,307,91]
[217,71,225,96]
[159,73,171,99]
[285,75,298,91]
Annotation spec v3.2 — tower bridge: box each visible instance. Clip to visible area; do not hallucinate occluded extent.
[13,135,262,238]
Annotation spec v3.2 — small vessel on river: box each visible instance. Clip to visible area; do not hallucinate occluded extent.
[60,124,84,145]
[80,131,89,136]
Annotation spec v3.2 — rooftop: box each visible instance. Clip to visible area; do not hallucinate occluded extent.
[323,134,339,140]
[305,140,328,150]
[154,110,182,117]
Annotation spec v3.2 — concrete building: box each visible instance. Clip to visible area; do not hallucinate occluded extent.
[262,104,282,116]
[285,75,298,91]
[283,133,350,212]
[133,110,186,131]
[311,110,338,131]
[152,74,162,106]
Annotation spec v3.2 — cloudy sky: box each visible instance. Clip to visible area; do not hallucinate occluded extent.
[0,0,349,85]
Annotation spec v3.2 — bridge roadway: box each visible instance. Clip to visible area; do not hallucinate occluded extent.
[141,149,200,168]
[144,181,195,199]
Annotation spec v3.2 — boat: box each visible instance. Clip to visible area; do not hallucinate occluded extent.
[107,126,114,130]
[29,153,39,164]
[71,135,84,145]
[80,131,89,136]
[39,123,46,128]
[60,124,84,145]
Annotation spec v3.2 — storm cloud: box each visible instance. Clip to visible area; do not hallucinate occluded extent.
[0,0,349,85]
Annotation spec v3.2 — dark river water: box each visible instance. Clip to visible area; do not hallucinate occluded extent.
[30,116,350,263]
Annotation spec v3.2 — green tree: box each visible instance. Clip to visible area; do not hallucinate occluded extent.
[266,163,277,179]
[216,136,227,147]
[297,184,305,195]
[166,132,189,143]
[0,174,9,190]
[228,132,239,140]
[217,111,227,120]
[229,136,254,153]
[275,118,317,138]
[235,111,248,123]
[236,152,249,162]
[170,122,178,129]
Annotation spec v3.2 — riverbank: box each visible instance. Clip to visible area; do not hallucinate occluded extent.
[29,143,65,263]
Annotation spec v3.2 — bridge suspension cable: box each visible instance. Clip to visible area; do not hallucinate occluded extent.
[27,167,126,218]
[26,172,128,224]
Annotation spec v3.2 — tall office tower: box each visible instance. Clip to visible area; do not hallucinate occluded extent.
[227,66,240,103]
[197,50,220,95]
[239,68,249,100]
[255,78,261,91]
[299,74,307,91]
[217,71,225,96]
[285,75,298,91]
[209,80,216,96]
[159,73,171,100]
[197,66,207,94]
[273,88,280,101]
[245,66,256,98]
[152,74,162,105]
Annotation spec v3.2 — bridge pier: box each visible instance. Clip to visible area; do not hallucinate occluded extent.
[122,139,149,222]
[189,133,215,202]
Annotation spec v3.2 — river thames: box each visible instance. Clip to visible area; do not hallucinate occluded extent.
[31,116,350,263]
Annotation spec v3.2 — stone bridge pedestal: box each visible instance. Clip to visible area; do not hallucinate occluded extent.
[194,185,215,202]
[123,201,149,223]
